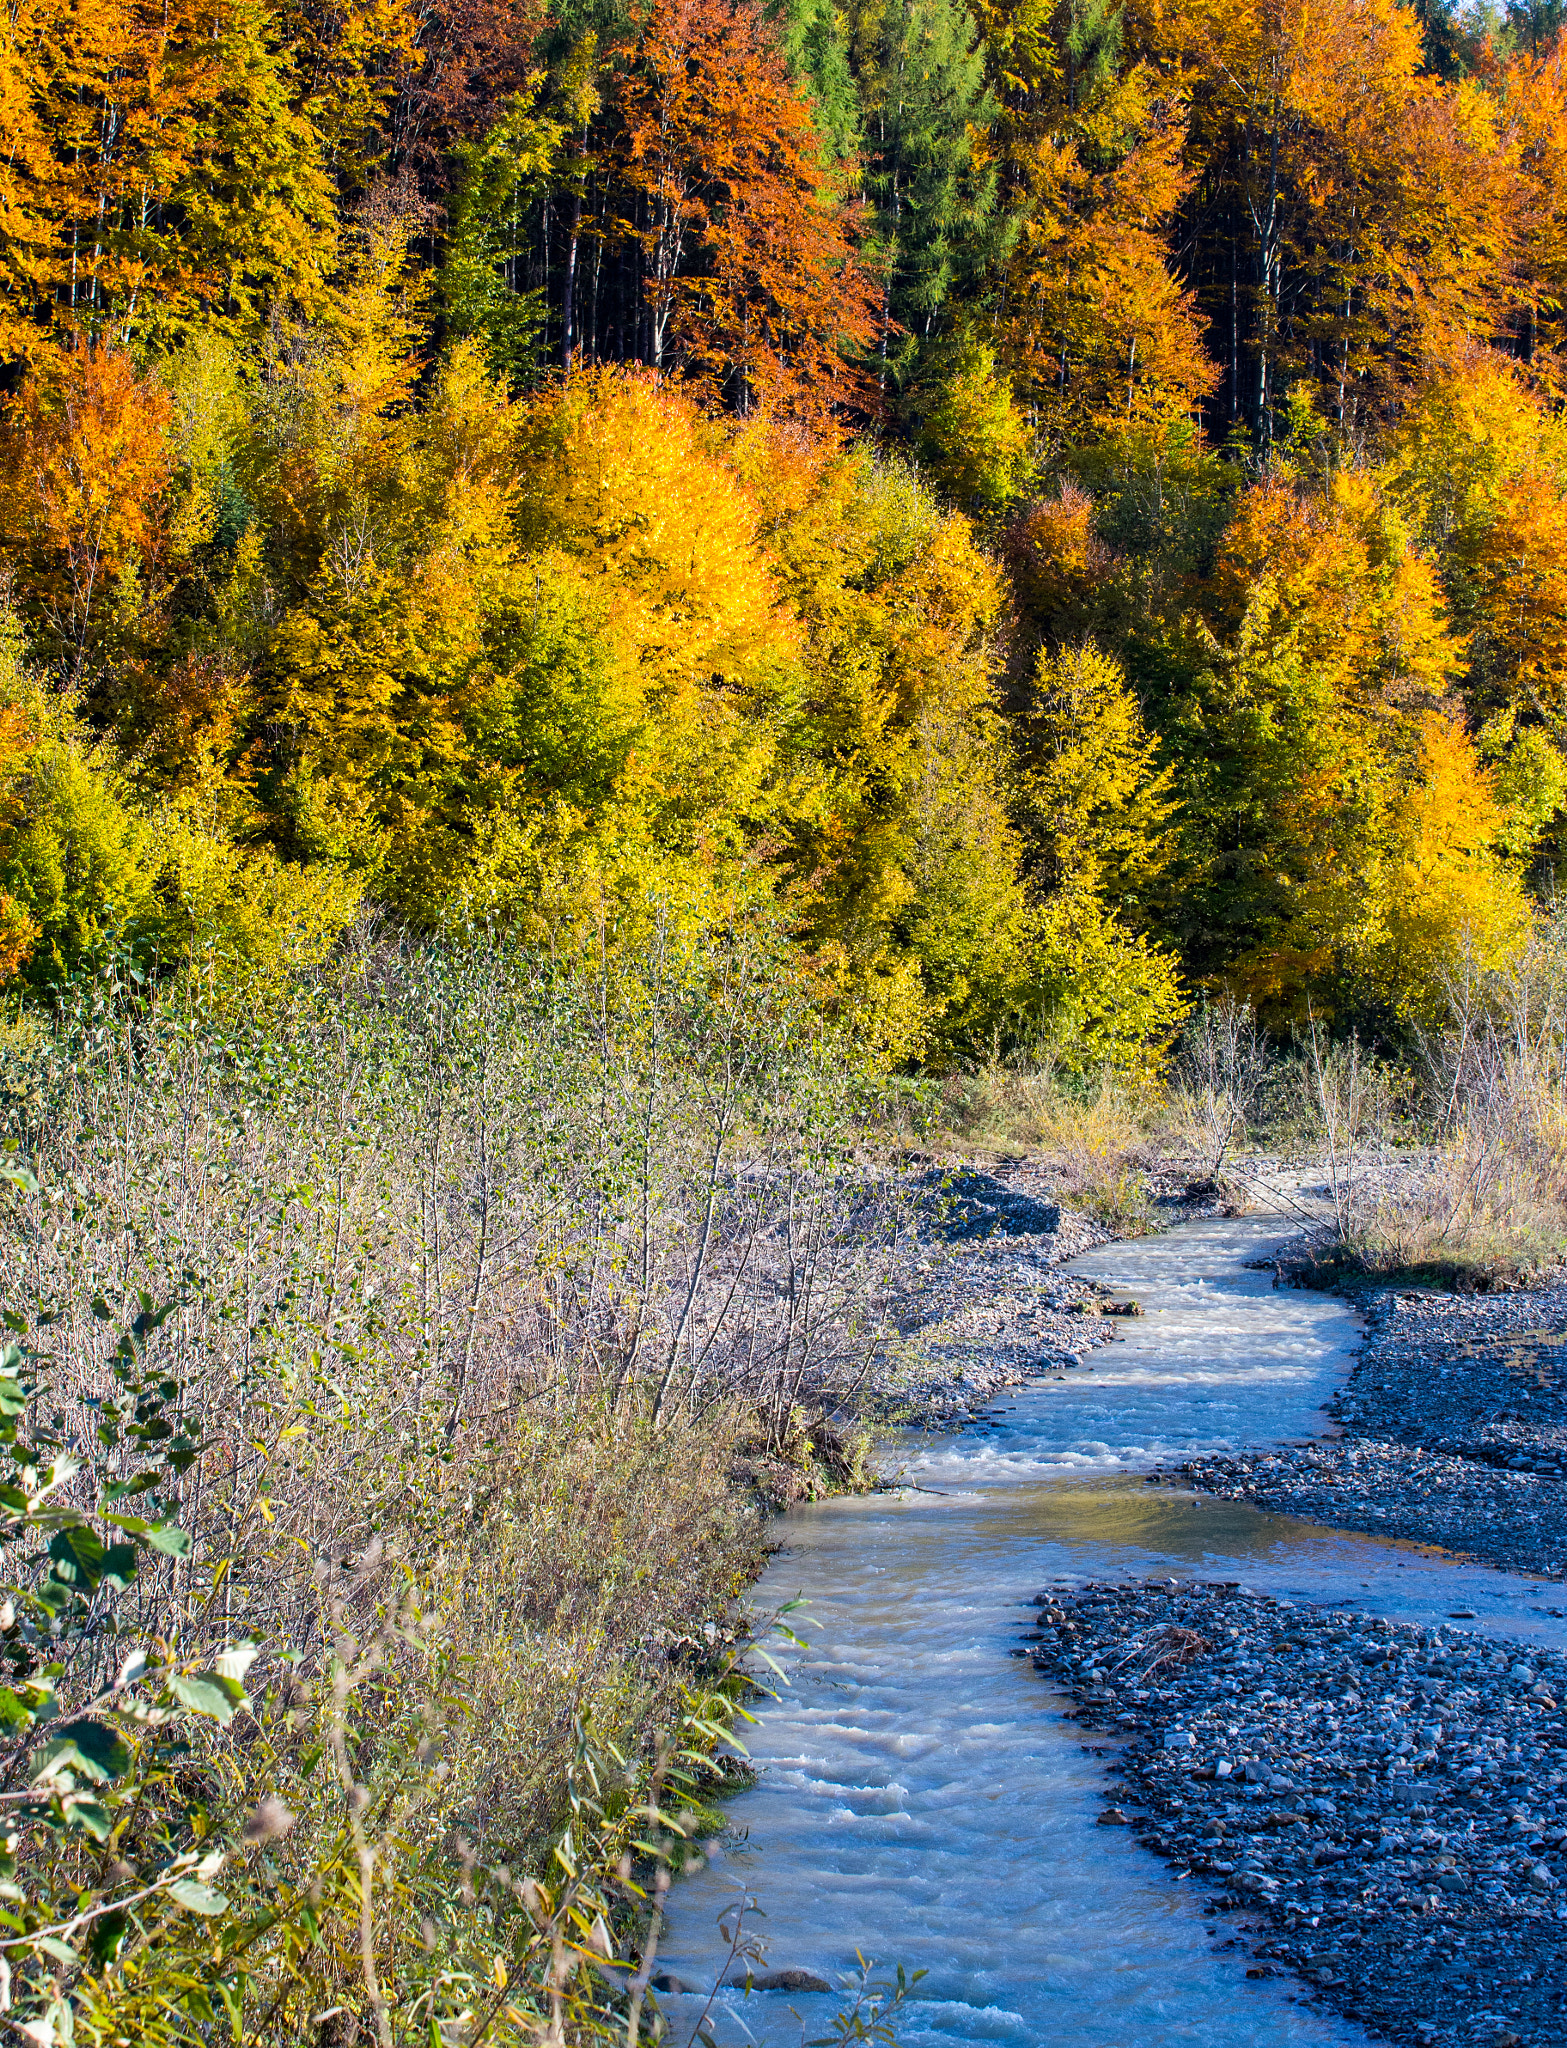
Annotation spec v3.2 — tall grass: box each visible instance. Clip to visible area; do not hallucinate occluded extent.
[934,1062,1158,1228]
[0,925,905,2045]
[932,998,1278,1227]
[1319,935,1567,1284]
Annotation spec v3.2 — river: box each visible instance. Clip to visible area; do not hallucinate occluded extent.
[656,1199,1567,2046]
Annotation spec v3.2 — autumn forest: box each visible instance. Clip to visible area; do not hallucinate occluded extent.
[3,0,1567,1063]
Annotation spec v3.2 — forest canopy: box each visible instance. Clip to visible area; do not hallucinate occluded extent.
[1,0,1565,1062]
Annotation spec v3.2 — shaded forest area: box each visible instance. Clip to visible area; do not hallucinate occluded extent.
[4,0,1567,1062]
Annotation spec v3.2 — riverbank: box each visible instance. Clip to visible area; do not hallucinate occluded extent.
[672,1168,1567,2046]
[1030,1578,1567,2047]
[1174,1281,1567,1579]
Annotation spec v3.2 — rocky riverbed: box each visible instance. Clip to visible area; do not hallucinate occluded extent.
[1030,1578,1567,2047]
[1175,1281,1567,1579]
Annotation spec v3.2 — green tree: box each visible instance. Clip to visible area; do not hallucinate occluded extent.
[913,332,1037,511]
[1012,641,1186,1069]
[443,90,564,387]
[849,0,999,362]
[769,0,863,157]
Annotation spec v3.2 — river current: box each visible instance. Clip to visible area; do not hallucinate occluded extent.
[656,1201,1567,2046]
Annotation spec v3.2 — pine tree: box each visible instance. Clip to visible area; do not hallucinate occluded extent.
[849,0,998,363]
[768,0,862,157]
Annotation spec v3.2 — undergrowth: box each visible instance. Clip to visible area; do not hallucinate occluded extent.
[0,925,912,2045]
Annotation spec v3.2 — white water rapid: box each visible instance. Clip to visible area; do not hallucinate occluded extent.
[656,1203,1567,2047]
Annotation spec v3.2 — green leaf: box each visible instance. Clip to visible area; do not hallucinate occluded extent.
[33,1720,130,1786]
[144,1524,191,1558]
[167,1672,243,1723]
[48,1525,107,1588]
[62,1795,112,1841]
[0,1689,39,1735]
[100,1544,139,1590]
[213,1642,259,1685]
[0,1165,39,1196]
[88,1911,128,1965]
[102,1475,160,1505]
[168,1879,229,1916]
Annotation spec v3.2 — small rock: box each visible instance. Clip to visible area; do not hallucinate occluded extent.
[727,1969,833,1994]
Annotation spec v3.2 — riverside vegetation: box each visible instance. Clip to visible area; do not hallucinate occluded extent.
[0,930,926,2047]
[3,930,1564,2043]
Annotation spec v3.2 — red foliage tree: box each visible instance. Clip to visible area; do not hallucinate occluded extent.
[609,0,878,424]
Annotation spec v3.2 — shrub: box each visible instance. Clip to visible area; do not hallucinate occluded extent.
[0,926,903,2043]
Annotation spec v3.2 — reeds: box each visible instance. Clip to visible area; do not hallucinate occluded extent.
[1323,935,1567,1285]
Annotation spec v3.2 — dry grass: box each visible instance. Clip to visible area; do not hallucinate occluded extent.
[935,1061,1159,1230]
[1306,937,1567,1288]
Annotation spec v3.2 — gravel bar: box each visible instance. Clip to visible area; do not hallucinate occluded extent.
[1028,1578,1567,2046]
[1175,1283,1567,1579]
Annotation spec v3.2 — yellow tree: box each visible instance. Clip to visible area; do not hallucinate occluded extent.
[1387,346,1567,729]
[1128,0,1520,440]
[738,427,1031,1058]
[1016,641,1186,1066]
[1500,35,1567,392]
[1171,461,1464,1017]
[1373,712,1533,1025]
[0,0,403,366]
[982,5,1216,442]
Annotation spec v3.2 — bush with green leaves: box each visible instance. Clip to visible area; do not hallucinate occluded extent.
[0,929,910,2045]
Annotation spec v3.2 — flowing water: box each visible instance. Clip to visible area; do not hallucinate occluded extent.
[657,1201,1567,2047]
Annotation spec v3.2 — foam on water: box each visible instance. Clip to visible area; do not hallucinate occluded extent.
[656,1201,1567,2046]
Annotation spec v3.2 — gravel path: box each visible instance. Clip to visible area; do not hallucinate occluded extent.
[1175,1281,1567,1579]
[1028,1579,1567,2047]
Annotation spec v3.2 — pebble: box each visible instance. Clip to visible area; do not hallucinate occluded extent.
[1030,1580,1567,2046]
